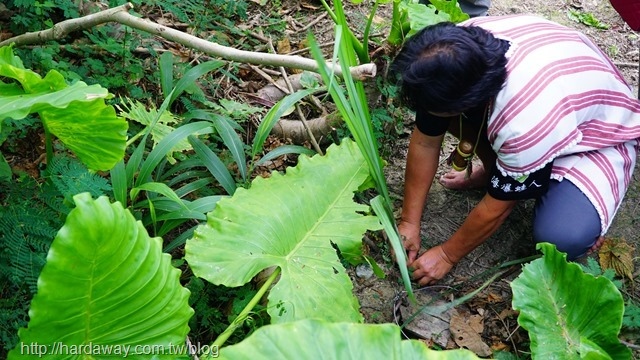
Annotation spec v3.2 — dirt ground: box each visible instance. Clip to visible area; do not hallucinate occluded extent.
[339,0,640,357]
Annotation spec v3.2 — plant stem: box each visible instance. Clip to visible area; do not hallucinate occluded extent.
[125,129,145,148]
[361,0,381,62]
[398,254,542,328]
[210,266,282,351]
[388,0,404,46]
[319,0,368,63]
[401,268,506,328]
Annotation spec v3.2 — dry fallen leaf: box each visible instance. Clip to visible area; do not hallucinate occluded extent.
[449,309,492,357]
[491,342,510,352]
[277,37,291,54]
[486,292,503,303]
[498,308,518,321]
[598,237,635,281]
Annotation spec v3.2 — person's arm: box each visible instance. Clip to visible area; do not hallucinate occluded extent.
[399,128,444,263]
[411,194,517,286]
[442,194,516,262]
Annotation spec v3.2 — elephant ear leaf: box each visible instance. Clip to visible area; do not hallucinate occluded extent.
[8,193,193,359]
[0,45,127,171]
[186,139,382,324]
[218,319,480,360]
[511,242,631,360]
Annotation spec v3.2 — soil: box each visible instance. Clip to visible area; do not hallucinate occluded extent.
[335,0,640,357]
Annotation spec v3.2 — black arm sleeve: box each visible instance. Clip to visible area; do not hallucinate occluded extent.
[415,111,450,136]
[486,161,554,201]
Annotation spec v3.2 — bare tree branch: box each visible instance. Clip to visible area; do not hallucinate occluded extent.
[0,3,377,80]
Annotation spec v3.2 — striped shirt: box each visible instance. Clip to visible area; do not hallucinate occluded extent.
[463,15,640,233]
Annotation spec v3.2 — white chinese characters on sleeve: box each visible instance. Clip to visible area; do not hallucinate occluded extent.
[491,176,500,188]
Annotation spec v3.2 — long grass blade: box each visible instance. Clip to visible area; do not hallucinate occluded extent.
[251,88,322,160]
[131,182,190,211]
[187,196,223,213]
[163,225,197,253]
[124,134,148,194]
[169,60,225,106]
[185,109,249,182]
[308,25,412,298]
[189,110,248,183]
[188,135,237,195]
[160,157,206,182]
[110,159,127,205]
[371,196,414,300]
[213,114,247,182]
[174,178,213,198]
[135,121,214,188]
[154,209,207,222]
[254,145,316,167]
[167,171,211,188]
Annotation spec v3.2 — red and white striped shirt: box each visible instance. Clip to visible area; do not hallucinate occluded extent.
[464,15,640,233]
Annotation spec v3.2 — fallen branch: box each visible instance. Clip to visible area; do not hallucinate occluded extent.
[0,3,377,80]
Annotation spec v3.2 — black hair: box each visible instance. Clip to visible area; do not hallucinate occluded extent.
[390,22,509,114]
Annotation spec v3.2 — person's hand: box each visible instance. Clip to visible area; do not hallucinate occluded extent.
[398,220,421,263]
[410,245,455,286]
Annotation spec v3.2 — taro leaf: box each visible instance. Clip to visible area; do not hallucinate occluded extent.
[399,2,451,39]
[428,0,470,23]
[511,243,631,360]
[186,139,381,323]
[40,99,127,171]
[8,193,194,359]
[598,237,635,282]
[218,319,480,360]
[0,45,127,171]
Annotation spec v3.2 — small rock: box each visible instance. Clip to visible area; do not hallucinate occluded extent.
[355,263,374,279]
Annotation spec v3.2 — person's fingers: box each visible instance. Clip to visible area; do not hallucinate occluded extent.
[418,276,433,287]
[410,260,424,278]
[407,249,418,263]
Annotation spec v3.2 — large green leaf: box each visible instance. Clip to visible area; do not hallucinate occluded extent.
[40,97,127,171]
[8,193,194,359]
[0,46,127,171]
[218,319,480,360]
[186,139,381,323]
[511,243,631,359]
[402,2,452,38]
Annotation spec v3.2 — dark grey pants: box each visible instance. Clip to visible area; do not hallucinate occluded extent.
[419,0,491,18]
[533,179,601,260]
[458,0,491,17]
